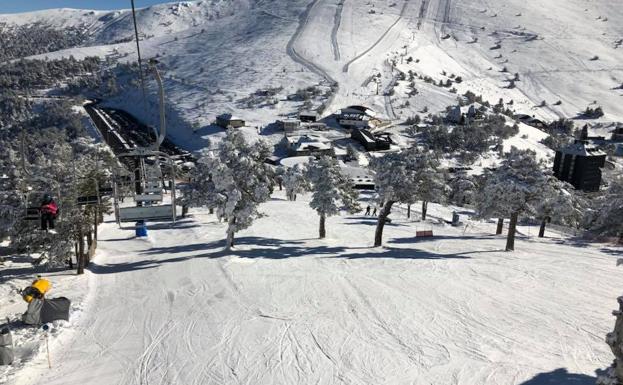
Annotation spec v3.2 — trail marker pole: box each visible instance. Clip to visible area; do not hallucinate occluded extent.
[42,324,51,369]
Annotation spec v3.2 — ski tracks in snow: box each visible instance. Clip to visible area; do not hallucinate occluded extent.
[286,0,337,84]
[331,0,344,61]
[342,0,412,73]
[134,319,178,385]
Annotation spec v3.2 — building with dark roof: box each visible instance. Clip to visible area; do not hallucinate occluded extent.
[612,124,623,142]
[338,106,376,129]
[351,129,391,151]
[216,114,245,129]
[299,111,319,123]
[553,140,606,192]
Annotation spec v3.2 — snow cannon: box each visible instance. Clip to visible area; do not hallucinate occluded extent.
[22,278,51,303]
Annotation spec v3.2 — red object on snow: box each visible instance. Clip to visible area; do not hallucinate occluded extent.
[41,201,58,216]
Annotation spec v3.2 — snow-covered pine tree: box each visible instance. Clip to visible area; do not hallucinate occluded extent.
[449,173,477,206]
[591,176,623,242]
[199,129,274,249]
[180,156,222,214]
[597,260,623,385]
[370,148,421,247]
[534,178,583,238]
[275,166,285,191]
[283,164,309,201]
[476,148,550,251]
[345,144,358,162]
[0,145,25,240]
[306,156,359,239]
[415,152,448,220]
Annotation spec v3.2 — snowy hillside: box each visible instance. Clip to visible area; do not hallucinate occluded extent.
[1,0,622,145]
[4,192,621,385]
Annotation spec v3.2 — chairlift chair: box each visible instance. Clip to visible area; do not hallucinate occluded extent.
[24,207,41,221]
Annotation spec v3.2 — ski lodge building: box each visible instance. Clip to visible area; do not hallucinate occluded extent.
[216,114,245,129]
[299,111,319,123]
[337,106,379,129]
[351,128,392,151]
[286,135,334,157]
[553,140,606,192]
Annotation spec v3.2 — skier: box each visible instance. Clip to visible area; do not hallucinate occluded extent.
[40,194,58,233]
[372,207,377,216]
[364,205,371,216]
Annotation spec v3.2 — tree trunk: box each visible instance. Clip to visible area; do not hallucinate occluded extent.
[70,242,77,269]
[538,216,550,238]
[421,201,428,220]
[496,218,504,235]
[374,201,394,247]
[319,213,326,239]
[86,231,93,266]
[77,231,85,275]
[225,217,236,250]
[506,212,519,251]
[94,207,98,241]
[407,204,411,219]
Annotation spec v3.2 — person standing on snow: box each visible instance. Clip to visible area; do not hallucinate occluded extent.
[40,194,58,232]
[364,205,371,215]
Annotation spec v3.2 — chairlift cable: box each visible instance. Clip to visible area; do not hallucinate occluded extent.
[130,0,147,105]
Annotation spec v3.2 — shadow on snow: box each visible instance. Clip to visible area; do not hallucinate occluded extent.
[88,236,474,274]
[518,368,598,385]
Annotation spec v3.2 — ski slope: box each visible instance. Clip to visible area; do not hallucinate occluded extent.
[1,0,621,139]
[7,191,621,385]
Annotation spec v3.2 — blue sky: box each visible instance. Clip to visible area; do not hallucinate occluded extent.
[0,1,176,14]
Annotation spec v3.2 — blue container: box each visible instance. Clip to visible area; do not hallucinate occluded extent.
[135,221,148,237]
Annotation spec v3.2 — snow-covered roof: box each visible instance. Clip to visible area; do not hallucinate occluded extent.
[299,111,318,117]
[339,105,377,119]
[217,113,244,121]
[559,141,606,157]
[280,156,314,168]
[281,118,300,124]
[295,140,331,151]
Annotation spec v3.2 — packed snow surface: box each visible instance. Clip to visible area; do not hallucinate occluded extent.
[6,192,621,385]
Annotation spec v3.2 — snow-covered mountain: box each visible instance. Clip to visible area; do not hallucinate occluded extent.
[1,0,622,149]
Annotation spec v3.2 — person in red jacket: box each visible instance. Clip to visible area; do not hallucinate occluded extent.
[40,193,58,232]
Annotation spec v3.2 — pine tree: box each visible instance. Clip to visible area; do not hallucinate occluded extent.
[415,152,448,220]
[476,148,550,251]
[449,174,477,206]
[306,157,359,239]
[591,176,623,242]
[534,178,582,238]
[597,261,623,385]
[198,130,274,249]
[345,144,358,162]
[283,164,309,201]
[370,148,422,246]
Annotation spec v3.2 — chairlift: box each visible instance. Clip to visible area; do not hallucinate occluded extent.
[110,39,176,225]
[22,189,53,222]
[118,205,175,222]
[24,207,41,221]
[77,195,100,206]
[98,186,114,196]
[114,149,176,225]
[19,130,63,225]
